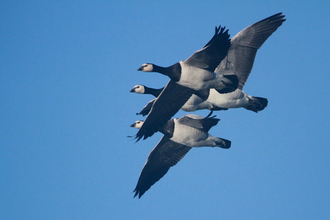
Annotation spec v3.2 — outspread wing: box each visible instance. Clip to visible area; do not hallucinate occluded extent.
[177,114,219,132]
[135,80,195,141]
[215,12,286,89]
[137,99,155,116]
[133,136,191,198]
[184,26,231,72]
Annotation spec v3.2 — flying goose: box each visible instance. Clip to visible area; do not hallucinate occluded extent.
[135,26,239,141]
[133,13,285,116]
[130,113,231,198]
[209,12,285,110]
[130,85,222,116]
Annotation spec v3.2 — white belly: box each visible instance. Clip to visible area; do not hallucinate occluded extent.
[170,120,211,147]
[206,89,249,108]
[177,61,217,90]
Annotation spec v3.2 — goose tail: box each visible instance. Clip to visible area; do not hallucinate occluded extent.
[214,137,231,149]
[245,96,268,113]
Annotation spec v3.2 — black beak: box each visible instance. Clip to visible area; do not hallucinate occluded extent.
[137,67,142,71]
[130,88,135,92]
[130,123,135,127]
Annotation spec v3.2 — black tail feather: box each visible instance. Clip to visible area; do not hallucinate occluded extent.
[245,96,268,113]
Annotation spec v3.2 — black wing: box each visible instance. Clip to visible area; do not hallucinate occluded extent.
[215,13,286,89]
[137,99,155,116]
[177,114,220,132]
[135,80,195,141]
[133,136,191,198]
[184,26,231,72]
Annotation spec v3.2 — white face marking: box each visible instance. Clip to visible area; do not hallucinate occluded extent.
[132,85,145,94]
[139,63,153,72]
[131,120,144,129]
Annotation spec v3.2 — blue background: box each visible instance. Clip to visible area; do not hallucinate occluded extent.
[1,1,330,219]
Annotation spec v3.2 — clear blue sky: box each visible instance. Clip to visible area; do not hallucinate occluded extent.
[1,1,330,219]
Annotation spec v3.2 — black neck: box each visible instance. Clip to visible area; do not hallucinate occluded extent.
[153,63,181,82]
[144,86,163,97]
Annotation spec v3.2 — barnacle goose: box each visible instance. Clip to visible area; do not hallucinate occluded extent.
[134,13,285,117]
[130,85,220,116]
[130,113,231,198]
[135,26,238,141]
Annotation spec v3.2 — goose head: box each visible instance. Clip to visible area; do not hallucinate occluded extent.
[130,120,144,129]
[130,85,146,94]
[138,63,154,72]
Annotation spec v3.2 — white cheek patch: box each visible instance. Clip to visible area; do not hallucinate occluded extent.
[138,86,145,94]
[134,121,144,129]
[134,85,145,94]
[142,64,153,72]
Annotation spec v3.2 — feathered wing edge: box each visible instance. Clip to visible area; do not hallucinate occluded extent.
[133,136,191,198]
[135,80,195,141]
[215,12,286,89]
